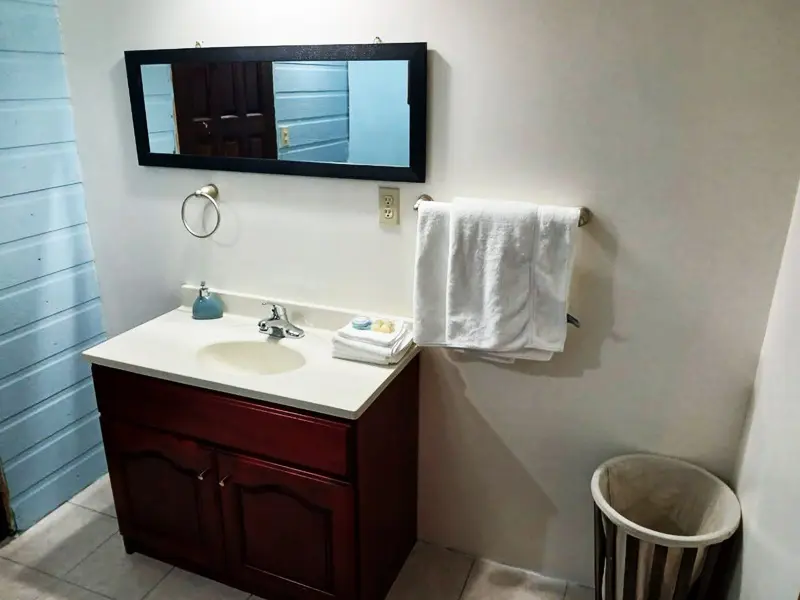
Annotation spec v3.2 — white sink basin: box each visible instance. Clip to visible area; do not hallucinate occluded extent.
[198,340,306,376]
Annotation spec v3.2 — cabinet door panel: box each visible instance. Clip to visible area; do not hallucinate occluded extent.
[101,418,223,571]
[218,452,355,600]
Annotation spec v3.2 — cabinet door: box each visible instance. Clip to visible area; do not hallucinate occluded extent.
[101,418,223,571]
[218,452,355,600]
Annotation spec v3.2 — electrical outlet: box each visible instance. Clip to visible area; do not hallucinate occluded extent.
[379,187,400,225]
[280,127,290,147]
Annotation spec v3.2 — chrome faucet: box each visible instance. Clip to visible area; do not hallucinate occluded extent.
[258,303,305,339]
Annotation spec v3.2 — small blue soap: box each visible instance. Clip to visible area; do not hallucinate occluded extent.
[351,316,372,330]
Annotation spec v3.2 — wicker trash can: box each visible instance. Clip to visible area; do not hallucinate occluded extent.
[591,454,741,600]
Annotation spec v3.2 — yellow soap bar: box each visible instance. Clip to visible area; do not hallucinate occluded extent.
[371,319,395,334]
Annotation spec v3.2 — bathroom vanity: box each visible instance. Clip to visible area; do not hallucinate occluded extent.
[84,299,420,600]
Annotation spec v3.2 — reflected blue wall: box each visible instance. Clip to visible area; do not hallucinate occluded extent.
[141,64,176,154]
[347,61,409,167]
[273,62,349,162]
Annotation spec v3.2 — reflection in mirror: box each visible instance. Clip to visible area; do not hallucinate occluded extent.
[141,60,410,168]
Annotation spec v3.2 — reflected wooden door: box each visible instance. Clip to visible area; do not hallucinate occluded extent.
[218,451,356,600]
[101,418,223,571]
[172,62,278,158]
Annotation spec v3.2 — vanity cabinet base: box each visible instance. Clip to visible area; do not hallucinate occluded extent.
[92,356,419,600]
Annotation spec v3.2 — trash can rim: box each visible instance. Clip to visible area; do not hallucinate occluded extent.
[591,453,741,548]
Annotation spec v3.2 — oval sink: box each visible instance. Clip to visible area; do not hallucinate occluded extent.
[198,340,306,376]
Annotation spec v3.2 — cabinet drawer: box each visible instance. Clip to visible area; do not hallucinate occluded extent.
[92,366,352,478]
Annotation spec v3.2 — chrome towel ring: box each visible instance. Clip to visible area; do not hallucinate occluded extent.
[182,184,220,238]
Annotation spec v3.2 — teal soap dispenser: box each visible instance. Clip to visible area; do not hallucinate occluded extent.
[192,281,224,320]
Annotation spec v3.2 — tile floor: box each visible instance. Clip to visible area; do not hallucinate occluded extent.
[0,475,594,600]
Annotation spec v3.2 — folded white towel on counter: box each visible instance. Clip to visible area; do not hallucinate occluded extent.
[333,328,412,358]
[336,319,408,348]
[332,330,414,365]
[332,319,414,365]
[446,197,539,352]
[413,201,452,346]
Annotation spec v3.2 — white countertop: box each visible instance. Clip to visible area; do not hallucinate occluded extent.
[83,306,418,420]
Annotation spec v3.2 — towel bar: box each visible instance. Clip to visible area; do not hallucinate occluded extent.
[413,195,592,228]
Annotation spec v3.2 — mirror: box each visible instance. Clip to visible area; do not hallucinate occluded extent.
[126,44,427,182]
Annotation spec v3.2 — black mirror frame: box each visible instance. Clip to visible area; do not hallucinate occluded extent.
[124,43,427,182]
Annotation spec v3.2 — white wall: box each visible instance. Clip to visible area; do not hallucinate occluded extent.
[732,181,800,599]
[59,0,800,585]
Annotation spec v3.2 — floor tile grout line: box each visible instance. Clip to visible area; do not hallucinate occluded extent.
[0,554,117,600]
[456,556,477,600]
[61,526,120,580]
[140,565,176,600]
[67,499,117,520]
[1,522,119,597]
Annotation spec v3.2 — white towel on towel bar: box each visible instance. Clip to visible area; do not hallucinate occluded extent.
[446,198,580,354]
[446,198,540,351]
[413,200,553,362]
[413,197,582,361]
[413,201,452,346]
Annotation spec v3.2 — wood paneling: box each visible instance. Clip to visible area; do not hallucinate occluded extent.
[0,99,75,149]
[0,0,106,531]
[140,64,173,95]
[273,63,349,93]
[274,92,348,122]
[10,445,107,531]
[144,96,175,133]
[0,185,87,244]
[0,225,95,290]
[0,335,101,422]
[274,62,350,162]
[0,264,100,335]
[141,64,175,154]
[0,300,104,380]
[0,379,96,461]
[0,144,82,197]
[0,52,68,100]
[0,1,60,53]
[280,140,349,163]
[4,412,102,495]
[280,116,349,148]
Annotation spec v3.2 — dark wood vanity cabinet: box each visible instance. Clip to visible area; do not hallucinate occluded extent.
[92,356,419,600]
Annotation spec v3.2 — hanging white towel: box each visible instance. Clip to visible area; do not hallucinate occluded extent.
[528,204,581,352]
[413,202,452,345]
[445,198,539,352]
[411,198,579,363]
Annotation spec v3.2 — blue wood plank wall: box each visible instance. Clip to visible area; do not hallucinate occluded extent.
[273,61,349,162]
[141,64,176,154]
[0,0,108,531]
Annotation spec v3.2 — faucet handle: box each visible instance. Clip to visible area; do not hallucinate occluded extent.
[261,301,287,321]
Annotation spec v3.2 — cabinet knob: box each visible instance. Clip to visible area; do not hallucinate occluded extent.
[219,475,230,487]
[197,469,210,481]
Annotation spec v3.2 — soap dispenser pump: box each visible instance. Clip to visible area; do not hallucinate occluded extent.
[192,281,224,320]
